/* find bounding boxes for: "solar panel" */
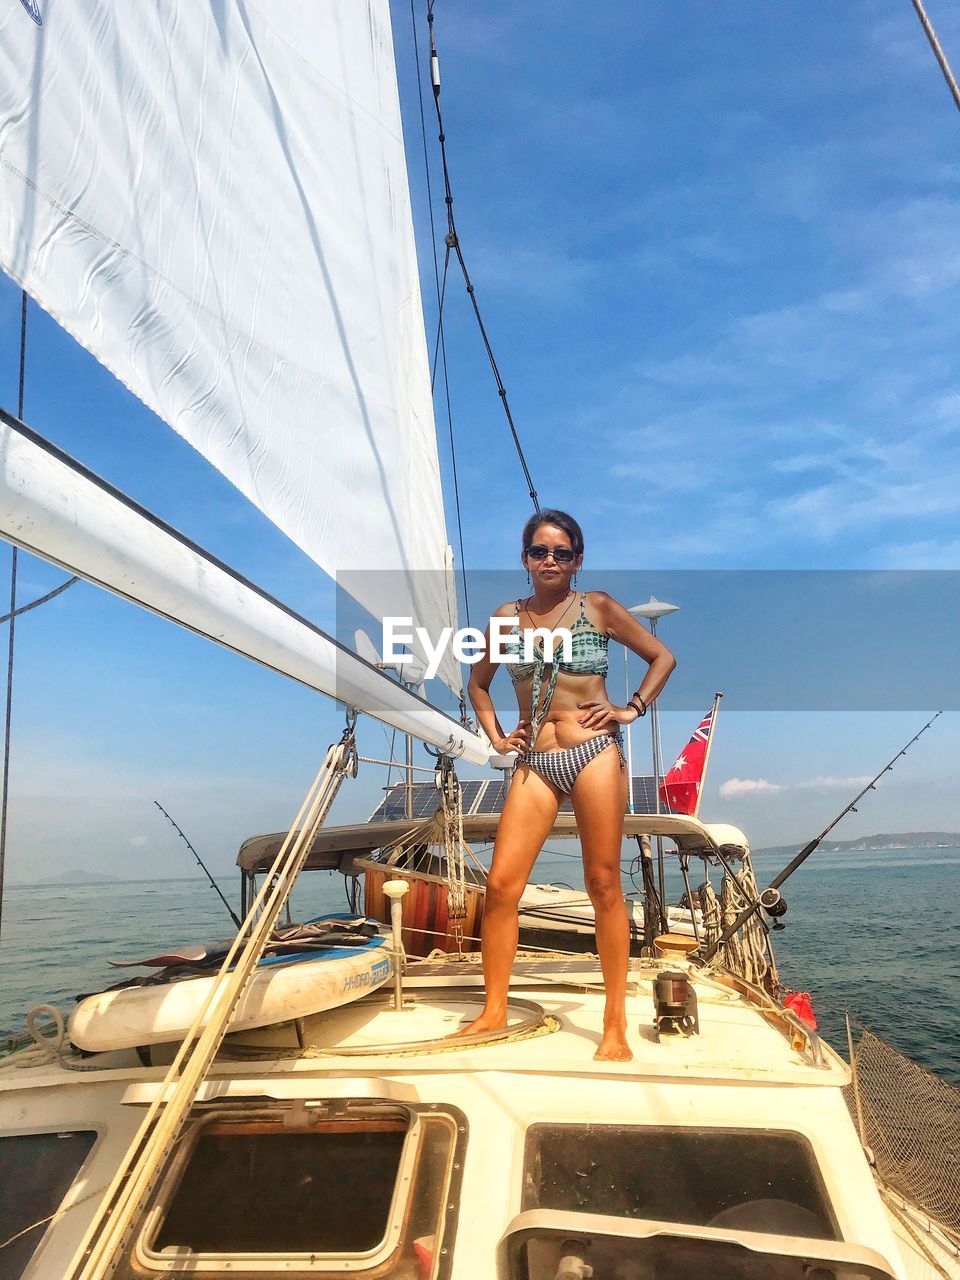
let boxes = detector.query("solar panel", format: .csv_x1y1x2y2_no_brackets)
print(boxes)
368,782,437,822
477,780,508,813
459,779,485,813
627,775,661,815
368,775,660,820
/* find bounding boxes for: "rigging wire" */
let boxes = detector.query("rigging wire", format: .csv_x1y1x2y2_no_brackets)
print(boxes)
0,575,80,625
0,302,80,943
425,0,540,515
410,0,471,719
0,292,27,943
909,0,960,112
411,0,469,620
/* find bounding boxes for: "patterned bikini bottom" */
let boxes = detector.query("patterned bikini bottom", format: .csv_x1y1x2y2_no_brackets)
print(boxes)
516,730,626,796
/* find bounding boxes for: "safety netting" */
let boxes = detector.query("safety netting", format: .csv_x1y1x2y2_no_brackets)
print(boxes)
846,1020,960,1238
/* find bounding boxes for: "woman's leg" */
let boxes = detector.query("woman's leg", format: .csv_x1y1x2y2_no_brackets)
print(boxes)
571,743,631,1061
454,765,561,1034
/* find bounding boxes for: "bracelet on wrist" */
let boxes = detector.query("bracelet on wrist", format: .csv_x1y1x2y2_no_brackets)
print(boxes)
630,694,647,717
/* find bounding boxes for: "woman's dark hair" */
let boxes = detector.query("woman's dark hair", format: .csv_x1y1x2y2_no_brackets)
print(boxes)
521,509,584,558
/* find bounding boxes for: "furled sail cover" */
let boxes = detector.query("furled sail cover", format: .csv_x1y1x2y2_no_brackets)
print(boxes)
0,0,461,692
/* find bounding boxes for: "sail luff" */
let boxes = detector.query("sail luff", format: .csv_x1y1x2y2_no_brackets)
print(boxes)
0,0,461,690
0,412,487,765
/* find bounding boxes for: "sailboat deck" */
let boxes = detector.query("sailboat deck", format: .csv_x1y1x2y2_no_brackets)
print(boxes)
0,963,907,1280
209,961,846,1087
0,960,845,1092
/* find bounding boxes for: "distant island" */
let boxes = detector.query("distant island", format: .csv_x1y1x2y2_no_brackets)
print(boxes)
35,869,122,885
754,831,959,857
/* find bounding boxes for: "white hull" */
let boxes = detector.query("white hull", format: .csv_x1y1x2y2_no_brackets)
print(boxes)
3,957,938,1279
884,1189,960,1279
519,882,699,938
67,943,393,1053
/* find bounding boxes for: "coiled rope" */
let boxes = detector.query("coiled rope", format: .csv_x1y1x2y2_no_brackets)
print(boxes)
0,1004,103,1074
436,758,468,956
697,852,779,993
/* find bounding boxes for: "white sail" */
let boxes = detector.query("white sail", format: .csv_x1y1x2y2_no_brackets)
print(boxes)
0,0,460,690
0,414,487,764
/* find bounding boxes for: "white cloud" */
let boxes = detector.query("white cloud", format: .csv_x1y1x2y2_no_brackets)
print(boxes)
720,777,782,796
129,835,149,849
720,774,871,798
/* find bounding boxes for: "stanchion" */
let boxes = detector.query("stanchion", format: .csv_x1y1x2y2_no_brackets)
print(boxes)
383,879,409,1010
67,722,358,1280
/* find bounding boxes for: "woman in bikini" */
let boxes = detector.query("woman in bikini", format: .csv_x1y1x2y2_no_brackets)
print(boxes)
461,509,675,1061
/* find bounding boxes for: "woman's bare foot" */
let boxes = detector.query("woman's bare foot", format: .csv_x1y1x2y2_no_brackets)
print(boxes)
449,1008,508,1038
594,1023,633,1062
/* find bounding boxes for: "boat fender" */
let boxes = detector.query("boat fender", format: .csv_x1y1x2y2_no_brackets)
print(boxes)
783,990,817,1030
413,1236,434,1279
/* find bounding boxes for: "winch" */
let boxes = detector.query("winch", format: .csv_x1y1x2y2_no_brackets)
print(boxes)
653,970,700,1038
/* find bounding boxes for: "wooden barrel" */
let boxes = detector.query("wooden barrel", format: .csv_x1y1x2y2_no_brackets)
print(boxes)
358,858,485,956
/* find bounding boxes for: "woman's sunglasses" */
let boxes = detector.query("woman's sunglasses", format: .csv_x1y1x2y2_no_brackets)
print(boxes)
524,544,577,564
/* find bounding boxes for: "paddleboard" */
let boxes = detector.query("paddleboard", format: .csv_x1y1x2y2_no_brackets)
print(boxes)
68,918,392,1053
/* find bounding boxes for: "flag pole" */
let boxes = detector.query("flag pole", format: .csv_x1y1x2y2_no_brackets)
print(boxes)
623,644,635,814
628,597,679,930
693,691,723,818
627,597,680,801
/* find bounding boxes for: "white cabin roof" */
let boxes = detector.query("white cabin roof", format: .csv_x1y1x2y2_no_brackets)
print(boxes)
236,813,750,874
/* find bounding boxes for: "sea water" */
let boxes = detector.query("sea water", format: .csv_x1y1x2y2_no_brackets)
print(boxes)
1,847,957,1080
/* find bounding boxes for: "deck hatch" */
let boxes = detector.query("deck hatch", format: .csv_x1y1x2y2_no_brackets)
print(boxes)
132,1099,465,1276
497,1211,897,1280
522,1124,839,1240
157,1122,406,1253
0,1130,97,1279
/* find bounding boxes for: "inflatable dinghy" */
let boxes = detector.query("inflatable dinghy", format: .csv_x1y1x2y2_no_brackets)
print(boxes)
68,915,392,1053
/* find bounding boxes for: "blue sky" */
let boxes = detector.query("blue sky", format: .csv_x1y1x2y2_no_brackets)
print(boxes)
1,0,959,888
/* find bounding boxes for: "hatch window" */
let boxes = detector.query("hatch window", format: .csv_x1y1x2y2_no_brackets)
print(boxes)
500,1218,896,1280
523,1124,838,1239
0,1130,98,1279
136,1100,464,1276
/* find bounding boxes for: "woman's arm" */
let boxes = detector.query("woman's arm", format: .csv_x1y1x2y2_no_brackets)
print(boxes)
467,605,530,755
577,591,677,730
597,591,676,706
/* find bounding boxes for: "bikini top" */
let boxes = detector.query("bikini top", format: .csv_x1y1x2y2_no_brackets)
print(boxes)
502,593,609,743
503,592,609,683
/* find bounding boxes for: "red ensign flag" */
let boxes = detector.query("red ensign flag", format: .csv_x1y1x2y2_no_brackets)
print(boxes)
659,705,716,816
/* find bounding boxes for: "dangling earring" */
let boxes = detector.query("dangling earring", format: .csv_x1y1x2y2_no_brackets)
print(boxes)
526,568,531,586
572,570,578,588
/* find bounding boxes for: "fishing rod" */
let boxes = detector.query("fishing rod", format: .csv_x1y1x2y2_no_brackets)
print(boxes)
700,711,943,963
153,800,242,929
